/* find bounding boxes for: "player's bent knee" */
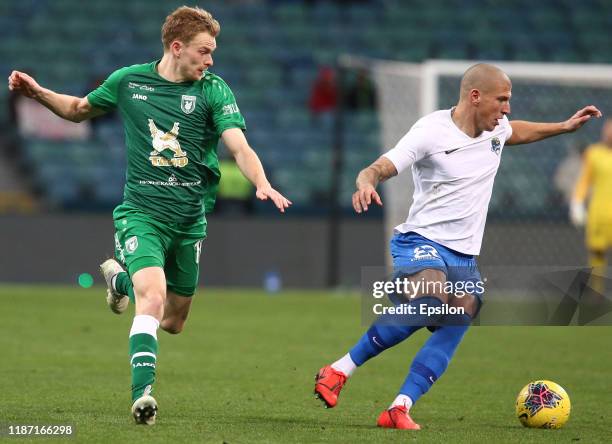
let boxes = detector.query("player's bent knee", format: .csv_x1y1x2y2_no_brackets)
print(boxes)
393,269,449,304
160,318,185,334
135,290,165,318
449,293,480,318
161,325,182,335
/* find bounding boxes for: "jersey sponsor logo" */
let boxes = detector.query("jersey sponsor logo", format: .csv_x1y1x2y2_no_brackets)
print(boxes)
139,179,201,187
222,103,240,115
148,119,188,168
491,137,501,155
125,236,138,254
128,82,154,92
413,245,440,260
132,93,148,101
168,174,178,183
181,95,197,114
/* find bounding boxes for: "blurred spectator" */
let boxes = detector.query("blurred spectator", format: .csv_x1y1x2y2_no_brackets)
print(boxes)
554,142,586,206
345,69,377,110
308,66,338,117
216,158,254,214
9,101,91,141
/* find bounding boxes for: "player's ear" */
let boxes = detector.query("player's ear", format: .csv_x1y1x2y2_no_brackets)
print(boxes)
470,89,481,105
170,40,183,58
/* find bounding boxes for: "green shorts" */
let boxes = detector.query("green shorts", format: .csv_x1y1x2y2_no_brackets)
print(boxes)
112,203,207,297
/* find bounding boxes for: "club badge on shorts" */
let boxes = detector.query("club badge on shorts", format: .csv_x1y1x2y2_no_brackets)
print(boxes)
125,236,139,254
413,245,440,260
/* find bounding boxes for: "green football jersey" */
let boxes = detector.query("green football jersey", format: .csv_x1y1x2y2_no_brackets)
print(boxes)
87,61,246,222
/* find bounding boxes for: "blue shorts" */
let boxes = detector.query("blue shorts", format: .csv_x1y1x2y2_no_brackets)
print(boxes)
390,231,484,299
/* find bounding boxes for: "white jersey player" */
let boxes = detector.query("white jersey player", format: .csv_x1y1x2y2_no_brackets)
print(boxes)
385,109,513,255
315,63,601,430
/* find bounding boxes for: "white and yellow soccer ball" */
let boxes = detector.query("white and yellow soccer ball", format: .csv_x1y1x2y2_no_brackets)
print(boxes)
515,380,570,429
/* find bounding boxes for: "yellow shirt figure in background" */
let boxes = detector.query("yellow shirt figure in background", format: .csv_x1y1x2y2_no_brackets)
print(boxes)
571,118,612,294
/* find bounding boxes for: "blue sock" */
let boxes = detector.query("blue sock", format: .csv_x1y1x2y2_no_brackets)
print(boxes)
399,314,471,404
349,296,444,366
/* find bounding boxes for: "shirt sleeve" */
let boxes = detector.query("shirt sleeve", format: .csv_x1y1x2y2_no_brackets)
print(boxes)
86,67,128,111
206,77,246,135
382,123,428,174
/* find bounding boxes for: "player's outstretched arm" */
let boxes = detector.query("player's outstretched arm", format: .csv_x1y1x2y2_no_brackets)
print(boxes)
8,70,105,123
352,156,397,213
221,128,292,213
507,105,602,145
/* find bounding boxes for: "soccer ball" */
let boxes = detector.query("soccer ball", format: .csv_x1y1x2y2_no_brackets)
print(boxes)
515,380,570,429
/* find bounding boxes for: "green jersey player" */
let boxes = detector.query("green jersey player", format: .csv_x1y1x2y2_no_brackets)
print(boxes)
8,6,291,425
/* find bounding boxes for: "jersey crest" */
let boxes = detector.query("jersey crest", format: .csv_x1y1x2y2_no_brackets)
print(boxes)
181,95,197,114
491,137,501,155
147,119,188,167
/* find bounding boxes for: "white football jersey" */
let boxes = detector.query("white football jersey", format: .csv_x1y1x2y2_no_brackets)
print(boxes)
383,109,513,255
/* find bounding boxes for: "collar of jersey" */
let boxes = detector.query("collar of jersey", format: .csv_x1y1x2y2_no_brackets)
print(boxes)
150,60,200,86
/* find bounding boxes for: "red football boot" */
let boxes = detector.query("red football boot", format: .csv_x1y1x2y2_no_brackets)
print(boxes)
314,365,347,408
377,405,421,430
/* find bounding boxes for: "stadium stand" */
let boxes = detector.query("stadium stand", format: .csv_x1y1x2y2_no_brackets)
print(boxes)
1,0,611,212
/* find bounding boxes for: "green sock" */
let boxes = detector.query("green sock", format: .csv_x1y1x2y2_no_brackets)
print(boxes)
129,315,159,401
116,272,135,304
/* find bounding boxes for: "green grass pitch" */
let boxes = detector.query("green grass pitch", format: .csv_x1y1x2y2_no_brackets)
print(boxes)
1,285,611,443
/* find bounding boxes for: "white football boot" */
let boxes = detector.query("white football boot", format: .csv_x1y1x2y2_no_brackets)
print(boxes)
99,258,129,314
131,386,158,425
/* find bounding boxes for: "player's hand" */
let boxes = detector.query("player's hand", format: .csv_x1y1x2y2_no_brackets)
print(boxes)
569,200,586,227
352,185,383,213
256,184,292,213
563,105,602,132
8,71,43,98
8,71,42,98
